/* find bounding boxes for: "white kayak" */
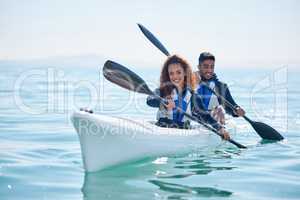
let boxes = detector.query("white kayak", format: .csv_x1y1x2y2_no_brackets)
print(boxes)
71,111,222,172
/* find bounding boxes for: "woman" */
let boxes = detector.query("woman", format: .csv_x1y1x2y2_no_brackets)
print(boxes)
147,55,230,140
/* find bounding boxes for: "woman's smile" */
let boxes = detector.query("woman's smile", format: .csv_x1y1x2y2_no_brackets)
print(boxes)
168,63,185,89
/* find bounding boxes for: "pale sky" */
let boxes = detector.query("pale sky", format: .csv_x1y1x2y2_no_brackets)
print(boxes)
0,0,299,68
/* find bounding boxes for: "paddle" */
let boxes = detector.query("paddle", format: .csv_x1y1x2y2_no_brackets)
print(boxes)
103,60,247,149
200,84,284,141
137,23,284,141
138,24,170,56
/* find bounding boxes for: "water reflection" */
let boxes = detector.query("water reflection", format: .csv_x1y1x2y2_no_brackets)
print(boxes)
149,151,235,198
149,180,232,197
82,170,141,200
81,158,156,200
82,149,236,199
259,139,281,145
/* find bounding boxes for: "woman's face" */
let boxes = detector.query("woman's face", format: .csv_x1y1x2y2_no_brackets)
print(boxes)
168,63,185,89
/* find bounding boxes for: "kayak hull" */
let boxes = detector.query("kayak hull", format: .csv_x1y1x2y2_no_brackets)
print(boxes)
71,111,221,172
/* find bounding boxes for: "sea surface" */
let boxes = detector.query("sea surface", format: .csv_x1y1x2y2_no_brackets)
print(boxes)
0,62,299,200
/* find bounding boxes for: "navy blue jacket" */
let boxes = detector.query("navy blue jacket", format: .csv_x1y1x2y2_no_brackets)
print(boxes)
200,74,239,117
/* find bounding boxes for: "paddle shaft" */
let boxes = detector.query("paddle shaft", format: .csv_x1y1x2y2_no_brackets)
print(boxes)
137,23,284,140
200,83,243,114
155,94,246,149
200,83,257,124
138,23,239,114
199,77,283,140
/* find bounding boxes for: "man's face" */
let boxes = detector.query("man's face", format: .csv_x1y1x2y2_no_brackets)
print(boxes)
199,59,215,80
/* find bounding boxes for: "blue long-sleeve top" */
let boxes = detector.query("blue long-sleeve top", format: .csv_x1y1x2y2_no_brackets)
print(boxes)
147,88,222,130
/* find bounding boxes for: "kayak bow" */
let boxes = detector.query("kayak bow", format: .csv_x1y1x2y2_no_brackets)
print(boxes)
71,111,220,172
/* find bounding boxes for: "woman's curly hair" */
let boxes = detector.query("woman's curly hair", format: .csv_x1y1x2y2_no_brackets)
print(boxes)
159,54,195,96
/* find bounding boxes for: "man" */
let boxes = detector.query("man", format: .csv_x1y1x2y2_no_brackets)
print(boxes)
195,52,245,124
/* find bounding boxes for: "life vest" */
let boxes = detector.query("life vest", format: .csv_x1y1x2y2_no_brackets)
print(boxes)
197,81,220,111
156,87,193,124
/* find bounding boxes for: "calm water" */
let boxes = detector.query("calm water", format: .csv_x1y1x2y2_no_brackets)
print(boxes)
0,62,299,200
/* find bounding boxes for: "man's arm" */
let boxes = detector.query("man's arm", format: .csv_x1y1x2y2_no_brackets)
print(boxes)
191,94,230,140
222,84,245,117
191,94,222,130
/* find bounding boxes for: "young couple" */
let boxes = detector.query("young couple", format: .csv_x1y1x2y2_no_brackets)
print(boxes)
147,52,245,140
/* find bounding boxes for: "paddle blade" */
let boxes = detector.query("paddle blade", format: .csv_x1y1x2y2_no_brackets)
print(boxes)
103,60,154,96
137,23,170,56
248,120,284,141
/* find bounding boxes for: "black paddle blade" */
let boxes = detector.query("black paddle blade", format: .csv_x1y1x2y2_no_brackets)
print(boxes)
103,60,154,96
244,116,284,140
137,23,170,56
251,121,284,141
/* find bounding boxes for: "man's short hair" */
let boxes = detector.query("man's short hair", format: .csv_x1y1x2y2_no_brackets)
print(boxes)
198,52,215,65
